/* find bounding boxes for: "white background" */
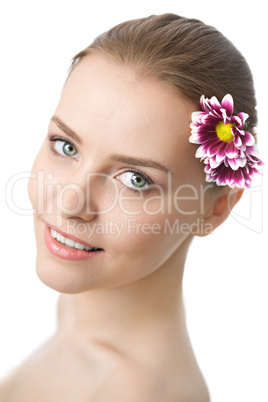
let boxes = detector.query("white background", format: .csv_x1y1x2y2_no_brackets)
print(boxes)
0,1,267,401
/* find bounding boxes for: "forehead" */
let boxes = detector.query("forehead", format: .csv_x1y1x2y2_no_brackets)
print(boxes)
60,54,194,131
55,54,199,177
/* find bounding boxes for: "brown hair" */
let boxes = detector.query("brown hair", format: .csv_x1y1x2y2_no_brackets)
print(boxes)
71,13,257,135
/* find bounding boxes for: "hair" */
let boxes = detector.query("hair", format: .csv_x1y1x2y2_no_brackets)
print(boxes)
71,13,257,136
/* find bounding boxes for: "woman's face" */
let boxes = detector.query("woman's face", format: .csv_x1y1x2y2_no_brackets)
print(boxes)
28,54,212,293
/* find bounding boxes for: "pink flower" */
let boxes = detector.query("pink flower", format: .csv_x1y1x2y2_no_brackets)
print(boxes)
189,94,263,188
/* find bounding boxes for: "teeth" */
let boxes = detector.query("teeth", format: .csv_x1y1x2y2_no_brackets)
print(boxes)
56,233,66,243
74,242,85,250
65,238,76,248
51,229,57,239
50,228,98,251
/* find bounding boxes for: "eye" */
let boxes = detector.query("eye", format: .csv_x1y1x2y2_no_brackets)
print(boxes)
55,140,77,157
115,170,153,191
50,138,78,158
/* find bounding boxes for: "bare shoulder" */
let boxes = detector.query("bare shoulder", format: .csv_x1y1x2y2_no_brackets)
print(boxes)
94,363,210,402
0,380,9,401
0,370,17,401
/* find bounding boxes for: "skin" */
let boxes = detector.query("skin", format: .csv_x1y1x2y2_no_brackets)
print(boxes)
0,54,242,401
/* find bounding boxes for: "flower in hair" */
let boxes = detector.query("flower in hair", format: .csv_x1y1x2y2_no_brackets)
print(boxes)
189,94,263,188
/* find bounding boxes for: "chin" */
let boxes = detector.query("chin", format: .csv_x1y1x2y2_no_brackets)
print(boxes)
35,255,95,294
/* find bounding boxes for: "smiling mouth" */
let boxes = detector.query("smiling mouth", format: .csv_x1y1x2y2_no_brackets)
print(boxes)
50,228,102,252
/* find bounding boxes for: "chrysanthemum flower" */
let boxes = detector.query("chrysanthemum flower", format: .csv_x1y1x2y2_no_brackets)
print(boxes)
189,94,263,188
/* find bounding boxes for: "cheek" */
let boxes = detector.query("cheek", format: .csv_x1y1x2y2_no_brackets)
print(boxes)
27,146,57,215
28,174,36,210
105,184,211,261
114,185,206,232
105,208,188,264
28,150,43,210
102,217,187,286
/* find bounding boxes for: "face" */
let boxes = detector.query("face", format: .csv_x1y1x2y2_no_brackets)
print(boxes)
28,54,213,294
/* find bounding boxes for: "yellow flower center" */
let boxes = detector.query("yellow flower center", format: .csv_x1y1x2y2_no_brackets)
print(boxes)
216,121,234,142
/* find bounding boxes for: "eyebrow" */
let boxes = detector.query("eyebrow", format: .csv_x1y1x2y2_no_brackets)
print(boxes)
50,116,170,174
110,154,170,173
51,116,82,144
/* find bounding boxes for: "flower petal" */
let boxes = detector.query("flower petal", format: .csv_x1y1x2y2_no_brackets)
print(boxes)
236,112,249,128
227,158,240,170
195,146,207,159
225,141,239,158
221,94,234,116
191,111,205,124
208,96,221,110
243,131,255,146
234,135,242,148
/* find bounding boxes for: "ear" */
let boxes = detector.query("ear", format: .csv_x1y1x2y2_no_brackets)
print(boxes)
196,188,244,237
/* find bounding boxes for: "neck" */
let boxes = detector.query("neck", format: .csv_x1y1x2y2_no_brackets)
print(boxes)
57,236,192,354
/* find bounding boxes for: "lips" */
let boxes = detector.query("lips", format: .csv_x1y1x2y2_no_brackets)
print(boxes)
44,223,103,261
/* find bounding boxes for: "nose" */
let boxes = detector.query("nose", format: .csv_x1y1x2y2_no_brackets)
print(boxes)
56,175,97,222
54,170,118,222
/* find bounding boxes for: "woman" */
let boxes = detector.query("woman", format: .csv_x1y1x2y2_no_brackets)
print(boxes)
0,13,262,401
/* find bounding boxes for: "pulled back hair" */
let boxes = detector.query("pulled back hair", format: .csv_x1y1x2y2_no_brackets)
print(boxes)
71,13,257,136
